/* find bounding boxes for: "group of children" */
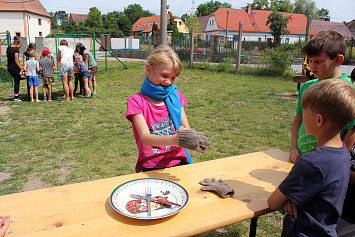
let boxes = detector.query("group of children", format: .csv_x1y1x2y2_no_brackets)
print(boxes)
125,30,355,237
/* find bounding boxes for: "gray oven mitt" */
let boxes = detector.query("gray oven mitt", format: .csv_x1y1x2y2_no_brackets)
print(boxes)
178,130,211,153
199,178,234,198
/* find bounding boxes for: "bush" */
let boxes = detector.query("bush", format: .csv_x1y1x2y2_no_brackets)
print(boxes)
264,47,294,77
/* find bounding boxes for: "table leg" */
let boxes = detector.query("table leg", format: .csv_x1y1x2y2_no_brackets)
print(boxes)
249,217,258,237
297,82,301,92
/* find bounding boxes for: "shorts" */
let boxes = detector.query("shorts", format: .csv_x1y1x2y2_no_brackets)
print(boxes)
81,70,92,79
59,62,73,76
28,76,39,86
42,77,54,84
89,65,98,76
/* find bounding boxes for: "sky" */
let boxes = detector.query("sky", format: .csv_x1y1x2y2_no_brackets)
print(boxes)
41,0,355,23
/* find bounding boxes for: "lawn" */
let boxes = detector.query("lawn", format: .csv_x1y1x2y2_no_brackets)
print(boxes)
0,61,298,236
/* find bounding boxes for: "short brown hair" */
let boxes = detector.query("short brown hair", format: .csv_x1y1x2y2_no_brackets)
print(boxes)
29,50,37,58
301,79,355,129
147,45,182,76
301,31,346,59
60,39,68,46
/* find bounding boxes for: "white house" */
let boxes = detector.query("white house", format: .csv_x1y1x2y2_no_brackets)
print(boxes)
204,7,317,44
0,0,51,43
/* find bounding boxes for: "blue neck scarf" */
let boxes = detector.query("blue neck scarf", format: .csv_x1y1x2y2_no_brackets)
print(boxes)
140,76,193,164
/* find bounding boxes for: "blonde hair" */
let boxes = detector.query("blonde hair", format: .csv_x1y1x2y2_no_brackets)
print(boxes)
29,50,37,58
60,39,68,46
147,45,182,76
302,79,355,129
76,55,83,61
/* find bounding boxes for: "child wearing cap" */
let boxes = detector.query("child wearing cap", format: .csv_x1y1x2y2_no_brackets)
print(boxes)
39,49,55,101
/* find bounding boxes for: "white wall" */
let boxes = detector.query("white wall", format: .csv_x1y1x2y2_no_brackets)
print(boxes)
26,13,51,42
111,38,140,49
0,12,51,44
0,12,24,37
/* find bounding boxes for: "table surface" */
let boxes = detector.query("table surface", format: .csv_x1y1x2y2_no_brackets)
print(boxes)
0,149,292,237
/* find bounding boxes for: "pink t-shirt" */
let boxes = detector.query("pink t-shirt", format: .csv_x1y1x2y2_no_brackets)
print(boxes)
126,90,188,172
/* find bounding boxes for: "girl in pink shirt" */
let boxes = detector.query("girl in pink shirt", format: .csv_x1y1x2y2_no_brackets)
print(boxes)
126,46,210,172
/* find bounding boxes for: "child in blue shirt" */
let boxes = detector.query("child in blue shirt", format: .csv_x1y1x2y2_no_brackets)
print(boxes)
75,55,92,97
268,79,355,236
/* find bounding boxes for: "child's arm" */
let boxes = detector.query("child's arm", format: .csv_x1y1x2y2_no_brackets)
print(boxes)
267,187,288,211
289,113,302,163
0,215,10,237
84,54,89,69
57,50,61,63
180,107,191,130
131,114,179,147
343,128,355,151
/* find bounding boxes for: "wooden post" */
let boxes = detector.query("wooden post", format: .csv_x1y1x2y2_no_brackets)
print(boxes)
226,10,229,38
236,22,243,72
160,0,167,46
305,15,312,44
190,26,194,67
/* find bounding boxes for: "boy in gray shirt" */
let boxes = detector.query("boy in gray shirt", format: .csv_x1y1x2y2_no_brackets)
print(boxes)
39,49,55,101
24,50,40,102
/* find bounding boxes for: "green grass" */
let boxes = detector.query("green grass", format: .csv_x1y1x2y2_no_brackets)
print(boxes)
0,61,298,236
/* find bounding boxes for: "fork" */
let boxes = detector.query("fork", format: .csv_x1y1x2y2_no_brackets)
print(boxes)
145,187,152,217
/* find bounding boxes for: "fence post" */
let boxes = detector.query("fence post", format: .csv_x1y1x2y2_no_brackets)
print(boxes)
305,15,312,44
236,22,243,72
190,26,195,67
105,34,107,72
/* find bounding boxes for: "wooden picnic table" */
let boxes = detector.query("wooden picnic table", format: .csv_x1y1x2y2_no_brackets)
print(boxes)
292,74,310,92
0,149,292,236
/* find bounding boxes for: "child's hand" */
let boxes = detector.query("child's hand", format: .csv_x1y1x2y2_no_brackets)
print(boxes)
0,215,10,237
289,148,300,163
178,130,211,153
282,200,298,218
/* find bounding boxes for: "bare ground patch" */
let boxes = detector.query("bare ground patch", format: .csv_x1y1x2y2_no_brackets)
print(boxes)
275,93,297,100
22,173,50,192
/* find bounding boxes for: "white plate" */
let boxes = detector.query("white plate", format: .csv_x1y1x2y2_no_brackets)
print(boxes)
110,178,189,219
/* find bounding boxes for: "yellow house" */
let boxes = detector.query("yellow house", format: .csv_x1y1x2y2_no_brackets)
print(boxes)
132,12,189,40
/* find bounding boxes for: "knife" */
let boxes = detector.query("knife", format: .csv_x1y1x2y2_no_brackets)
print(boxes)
130,194,182,207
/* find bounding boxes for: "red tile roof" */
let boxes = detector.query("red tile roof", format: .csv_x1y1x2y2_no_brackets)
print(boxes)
312,19,353,39
132,14,181,33
209,8,317,35
69,13,88,24
0,0,51,18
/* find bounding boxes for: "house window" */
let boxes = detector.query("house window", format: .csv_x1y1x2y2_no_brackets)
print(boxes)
15,32,21,37
258,38,261,42
39,32,43,37
38,19,41,25
285,38,289,43
179,21,182,25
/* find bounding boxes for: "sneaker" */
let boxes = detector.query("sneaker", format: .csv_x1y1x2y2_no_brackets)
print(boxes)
43,97,47,101
14,97,23,102
48,98,52,101
61,99,69,103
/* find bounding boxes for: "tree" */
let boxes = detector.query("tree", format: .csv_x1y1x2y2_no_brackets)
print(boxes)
167,15,179,33
250,0,269,10
52,10,68,24
196,0,232,16
269,0,292,12
317,8,330,21
123,4,154,25
49,12,58,30
266,11,291,45
85,7,103,28
152,22,159,32
181,13,189,23
248,0,292,12
292,0,319,19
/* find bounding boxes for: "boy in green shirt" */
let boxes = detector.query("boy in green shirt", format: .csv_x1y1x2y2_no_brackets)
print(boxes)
290,30,355,162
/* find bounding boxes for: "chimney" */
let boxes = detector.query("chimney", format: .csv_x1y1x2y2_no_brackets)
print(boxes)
246,5,251,14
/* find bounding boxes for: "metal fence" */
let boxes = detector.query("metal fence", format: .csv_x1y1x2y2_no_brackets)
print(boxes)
133,32,354,65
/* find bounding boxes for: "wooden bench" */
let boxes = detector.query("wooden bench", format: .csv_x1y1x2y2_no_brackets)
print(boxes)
292,75,310,92
0,149,292,237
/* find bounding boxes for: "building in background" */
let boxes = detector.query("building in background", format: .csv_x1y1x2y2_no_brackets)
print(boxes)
69,13,88,24
0,0,51,43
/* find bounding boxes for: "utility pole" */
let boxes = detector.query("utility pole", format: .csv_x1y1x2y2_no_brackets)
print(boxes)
305,15,312,44
160,0,167,46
